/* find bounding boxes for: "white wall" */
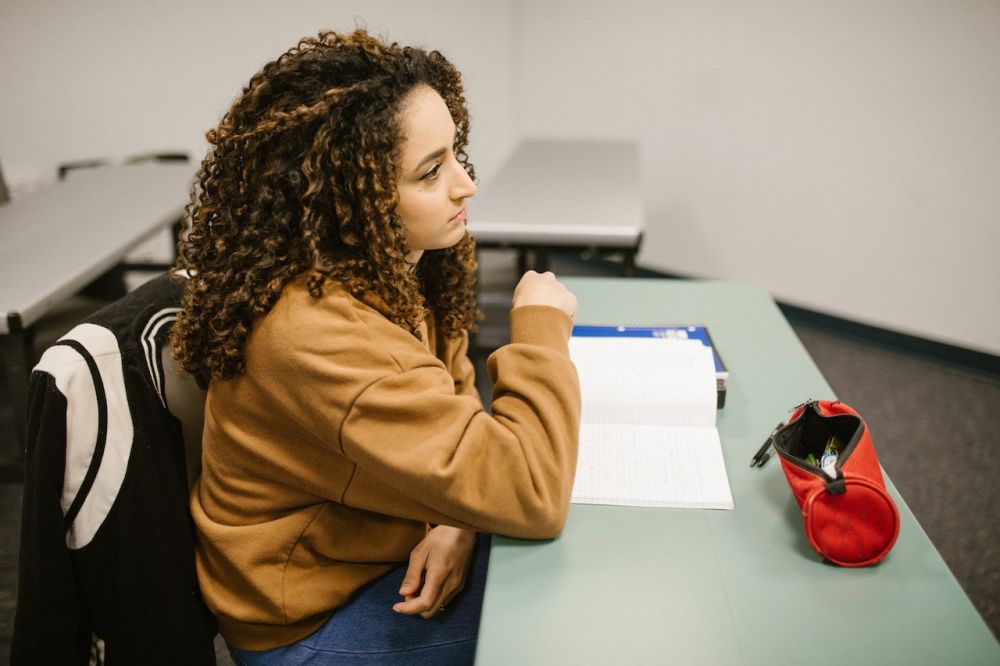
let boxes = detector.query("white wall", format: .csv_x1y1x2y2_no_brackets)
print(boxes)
3,1,998,355
0,0,519,193
516,1,1000,355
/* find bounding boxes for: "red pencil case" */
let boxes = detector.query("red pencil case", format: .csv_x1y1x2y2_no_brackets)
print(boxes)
757,400,900,567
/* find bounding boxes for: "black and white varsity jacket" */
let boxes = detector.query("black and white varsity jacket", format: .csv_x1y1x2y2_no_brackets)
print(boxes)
11,273,216,665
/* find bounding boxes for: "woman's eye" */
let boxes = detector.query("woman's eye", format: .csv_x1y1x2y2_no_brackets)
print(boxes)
421,163,441,181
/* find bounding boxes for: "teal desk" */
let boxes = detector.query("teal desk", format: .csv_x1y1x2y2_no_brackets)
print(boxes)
476,277,999,665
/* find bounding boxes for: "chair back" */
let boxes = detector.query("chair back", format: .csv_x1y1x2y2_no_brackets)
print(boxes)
162,333,206,490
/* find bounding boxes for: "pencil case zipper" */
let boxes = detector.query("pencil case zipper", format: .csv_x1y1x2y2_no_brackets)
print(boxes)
772,400,863,492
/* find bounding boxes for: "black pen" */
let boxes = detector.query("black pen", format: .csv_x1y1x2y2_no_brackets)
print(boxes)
751,421,784,467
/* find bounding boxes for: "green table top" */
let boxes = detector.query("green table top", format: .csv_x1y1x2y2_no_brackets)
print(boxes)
475,277,999,665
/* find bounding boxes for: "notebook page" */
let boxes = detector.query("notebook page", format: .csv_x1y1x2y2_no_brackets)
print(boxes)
571,423,734,509
568,337,717,428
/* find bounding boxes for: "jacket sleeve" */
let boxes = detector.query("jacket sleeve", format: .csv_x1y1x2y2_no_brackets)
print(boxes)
339,305,580,539
11,373,91,665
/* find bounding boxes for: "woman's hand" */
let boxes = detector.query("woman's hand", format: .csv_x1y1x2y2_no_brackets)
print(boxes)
393,526,477,619
511,270,578,319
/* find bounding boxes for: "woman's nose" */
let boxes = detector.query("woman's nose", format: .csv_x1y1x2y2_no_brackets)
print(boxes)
452,164,477,200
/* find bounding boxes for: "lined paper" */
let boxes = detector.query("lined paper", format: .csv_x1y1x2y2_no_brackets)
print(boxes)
568,337,734,510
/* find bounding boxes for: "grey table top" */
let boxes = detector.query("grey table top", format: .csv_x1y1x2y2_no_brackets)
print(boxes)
0,164,193,333
476,277,999,665
468,139,643,248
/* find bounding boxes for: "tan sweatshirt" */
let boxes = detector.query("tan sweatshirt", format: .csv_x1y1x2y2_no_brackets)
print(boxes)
190,275,580,650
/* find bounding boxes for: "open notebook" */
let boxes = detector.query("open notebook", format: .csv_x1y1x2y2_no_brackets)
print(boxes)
568,336,734,510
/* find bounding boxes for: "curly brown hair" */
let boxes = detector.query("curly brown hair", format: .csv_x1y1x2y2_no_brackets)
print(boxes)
171,29,481,387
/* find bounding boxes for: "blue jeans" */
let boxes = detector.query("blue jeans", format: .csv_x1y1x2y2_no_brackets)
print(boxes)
229,534,491,665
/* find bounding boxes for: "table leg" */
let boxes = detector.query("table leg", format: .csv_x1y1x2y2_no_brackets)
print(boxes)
622,250,637,277
516,250,528,276
533,250,551,273
1,317,30,471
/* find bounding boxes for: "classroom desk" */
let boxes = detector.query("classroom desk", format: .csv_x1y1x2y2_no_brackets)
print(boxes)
468,139,643,275
0,163,193,466
476,277,1000,665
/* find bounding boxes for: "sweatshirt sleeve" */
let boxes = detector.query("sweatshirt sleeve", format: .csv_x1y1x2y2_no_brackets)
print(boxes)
442,329,481,402
341,305,580,539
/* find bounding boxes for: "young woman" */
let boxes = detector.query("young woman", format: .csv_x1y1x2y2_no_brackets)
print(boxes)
172,29,580,664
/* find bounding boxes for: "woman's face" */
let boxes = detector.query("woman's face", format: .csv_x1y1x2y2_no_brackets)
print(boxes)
394,85,477,264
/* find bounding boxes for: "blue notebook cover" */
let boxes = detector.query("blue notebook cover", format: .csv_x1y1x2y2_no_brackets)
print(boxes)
571,324,728,407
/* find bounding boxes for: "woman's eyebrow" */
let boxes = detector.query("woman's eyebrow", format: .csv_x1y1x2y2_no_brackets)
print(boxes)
412,147,447,174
